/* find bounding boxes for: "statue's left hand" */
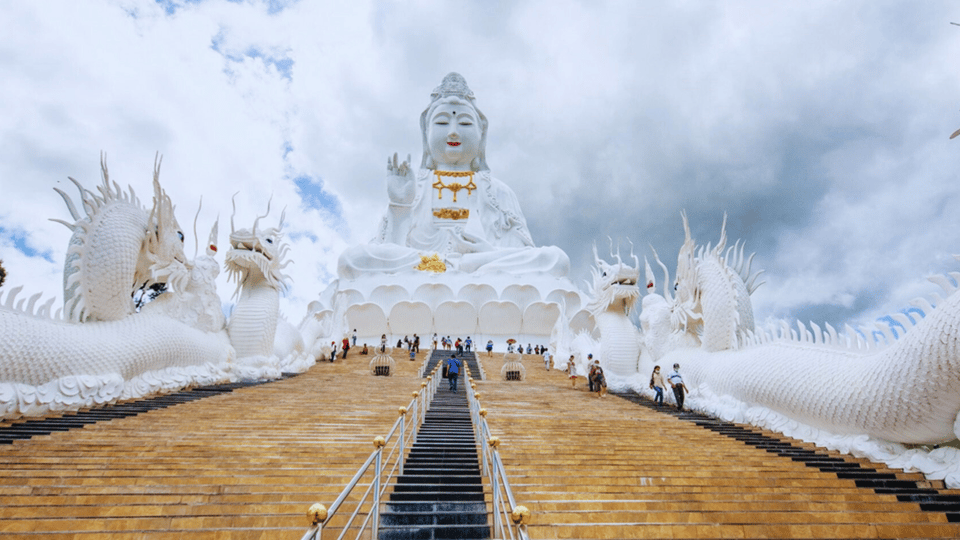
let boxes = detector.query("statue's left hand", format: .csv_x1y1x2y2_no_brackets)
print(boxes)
450,228,494,253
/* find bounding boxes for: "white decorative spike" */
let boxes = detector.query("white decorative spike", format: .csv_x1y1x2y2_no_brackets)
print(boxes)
26,293,42,315
874,322,895,345
950,271,960,289
928,274,957,295
37,297,55,318
4,285,23,309
843,324,856,350
910,297,935,314
53,187,82,221
891,312,914,333
825,322,838,346
810,321,822,345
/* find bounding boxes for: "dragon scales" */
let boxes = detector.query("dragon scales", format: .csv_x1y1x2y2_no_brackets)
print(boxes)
0,157,309,420
631,214,960,486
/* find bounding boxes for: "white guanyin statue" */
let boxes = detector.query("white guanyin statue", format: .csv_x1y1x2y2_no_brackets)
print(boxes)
315,73,585,343
338,72,569,278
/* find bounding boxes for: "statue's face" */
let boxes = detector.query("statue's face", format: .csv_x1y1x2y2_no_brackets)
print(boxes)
427,97,481,169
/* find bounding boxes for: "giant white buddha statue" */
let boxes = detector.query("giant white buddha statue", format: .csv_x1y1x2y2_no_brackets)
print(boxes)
319,73,586,342
338,72,569,278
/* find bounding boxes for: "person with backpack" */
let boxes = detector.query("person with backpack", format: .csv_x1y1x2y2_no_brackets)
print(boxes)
447,355,462,392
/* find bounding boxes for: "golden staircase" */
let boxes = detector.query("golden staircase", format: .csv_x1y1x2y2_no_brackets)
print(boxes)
2,349,960,539
475,353,960,539
0,350,428,539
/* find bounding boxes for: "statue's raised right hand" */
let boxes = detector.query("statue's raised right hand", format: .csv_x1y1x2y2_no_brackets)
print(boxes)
386,152,415,205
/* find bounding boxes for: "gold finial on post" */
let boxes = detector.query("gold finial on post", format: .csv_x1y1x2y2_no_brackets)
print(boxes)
511,505,531,525
307,503,328,525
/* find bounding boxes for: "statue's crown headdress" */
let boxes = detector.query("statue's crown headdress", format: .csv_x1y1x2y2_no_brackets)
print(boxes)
431,72,474,102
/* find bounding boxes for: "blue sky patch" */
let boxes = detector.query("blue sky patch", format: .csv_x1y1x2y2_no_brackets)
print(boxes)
0,226,55,263
209,36,295,82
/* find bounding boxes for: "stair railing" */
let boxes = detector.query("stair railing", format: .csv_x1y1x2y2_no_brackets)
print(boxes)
299,367,442,540
473,351,487,381
464,368,531,540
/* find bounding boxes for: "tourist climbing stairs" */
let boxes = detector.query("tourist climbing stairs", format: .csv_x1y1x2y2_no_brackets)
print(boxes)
379,377,490,539
422,349,484,380
472,353,960,539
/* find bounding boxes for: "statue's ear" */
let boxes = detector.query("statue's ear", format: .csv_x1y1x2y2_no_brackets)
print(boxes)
425,155,435,170
471,157,481,172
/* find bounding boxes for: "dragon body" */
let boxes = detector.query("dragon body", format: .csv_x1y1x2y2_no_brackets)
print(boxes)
0,158,307,420
628,214,960,486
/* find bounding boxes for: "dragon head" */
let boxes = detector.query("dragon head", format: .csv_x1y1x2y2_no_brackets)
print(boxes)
144,156,189,295
586,238,641,317
225,196,291,297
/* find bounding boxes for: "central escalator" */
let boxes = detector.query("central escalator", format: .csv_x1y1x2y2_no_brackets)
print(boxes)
379,383,490,540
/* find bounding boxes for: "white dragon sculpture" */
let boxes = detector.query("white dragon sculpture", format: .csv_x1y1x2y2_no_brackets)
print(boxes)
606,212,960,487
583,240,642,377
0,157,310,421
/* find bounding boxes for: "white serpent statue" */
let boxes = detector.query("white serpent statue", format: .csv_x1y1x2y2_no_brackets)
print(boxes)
0,157,309,420
611,213,960,486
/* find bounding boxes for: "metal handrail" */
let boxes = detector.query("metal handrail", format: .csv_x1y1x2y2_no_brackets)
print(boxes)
300,368,442,540
464,367,531,540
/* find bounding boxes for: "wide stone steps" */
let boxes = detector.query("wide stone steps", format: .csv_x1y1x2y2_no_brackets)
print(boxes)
6,350,960,538
476,354,960,539
0,350,436,539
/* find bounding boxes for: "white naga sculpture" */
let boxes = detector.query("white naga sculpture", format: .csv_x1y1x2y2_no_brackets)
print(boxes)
583,241,642,377
320,73,584,340
615,213,960,487
0,157,309,420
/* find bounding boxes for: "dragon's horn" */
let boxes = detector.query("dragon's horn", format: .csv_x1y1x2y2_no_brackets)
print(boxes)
230,192,239,233
650,244,671,300
253,195,273,236
208,216,220,255
193,196,203,259
644,256,655,292
278,206,287,230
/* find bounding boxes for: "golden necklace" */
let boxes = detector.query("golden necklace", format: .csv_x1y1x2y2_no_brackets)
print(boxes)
432,170,477,203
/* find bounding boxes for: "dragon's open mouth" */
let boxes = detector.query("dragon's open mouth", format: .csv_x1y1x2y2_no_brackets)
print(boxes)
231,240,272,261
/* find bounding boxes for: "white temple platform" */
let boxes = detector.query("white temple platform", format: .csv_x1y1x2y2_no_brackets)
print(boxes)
317,269,592,342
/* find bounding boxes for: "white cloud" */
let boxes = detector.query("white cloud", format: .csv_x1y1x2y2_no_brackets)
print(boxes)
1,0,959,335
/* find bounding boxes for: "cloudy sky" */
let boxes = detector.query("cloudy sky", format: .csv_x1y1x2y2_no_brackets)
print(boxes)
1,0,958,336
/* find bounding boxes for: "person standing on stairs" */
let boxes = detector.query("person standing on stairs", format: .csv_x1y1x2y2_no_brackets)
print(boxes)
567,355,578,388
650,365,665,407
447,355,462,392
587,354,596,392
590,363,607,398
668,363,688,411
